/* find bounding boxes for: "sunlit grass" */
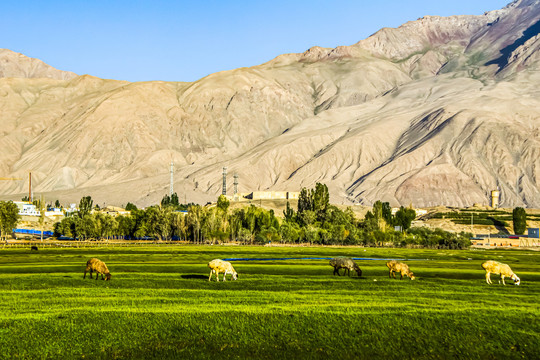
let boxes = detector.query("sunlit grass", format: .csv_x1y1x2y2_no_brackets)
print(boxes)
0,246,538,359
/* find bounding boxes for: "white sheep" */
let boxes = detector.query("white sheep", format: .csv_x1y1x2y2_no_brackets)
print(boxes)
84,258,112,281
481,260,520,285
208,259,238,282
386,260,415,280
329,257,362,277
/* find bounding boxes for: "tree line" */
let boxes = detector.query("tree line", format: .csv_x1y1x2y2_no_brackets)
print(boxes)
6,187,531,248
49,184,473,248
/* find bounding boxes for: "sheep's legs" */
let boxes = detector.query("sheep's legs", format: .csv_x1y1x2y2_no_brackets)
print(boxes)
501,275,506,285
209,270,214,281
485,272,492,284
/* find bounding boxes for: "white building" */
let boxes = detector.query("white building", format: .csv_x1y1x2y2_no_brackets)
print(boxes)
14,201,40,216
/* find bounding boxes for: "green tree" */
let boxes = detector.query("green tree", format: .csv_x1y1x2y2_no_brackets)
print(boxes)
170,193,180,207
313,183,330,222
37,196,46,242
279,221,300,243
372,201,389,231
217,195,230,213
297,188,312,214
512,207,527,235
304,225,320,245
299,210,317,227
394,206,416,231
0,201,20,242
187,205,204,244
78,196,93,218
116,215,135,239
244,206,258,244
125,202,138,212
161,194,170,207
76,214,97,240
172,212,188,241
283,201,296,223
54,217,77,239
229,208,244,242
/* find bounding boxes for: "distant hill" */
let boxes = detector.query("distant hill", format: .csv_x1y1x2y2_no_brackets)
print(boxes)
0,49,77,80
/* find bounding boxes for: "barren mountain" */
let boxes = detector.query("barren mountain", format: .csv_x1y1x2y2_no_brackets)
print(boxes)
0,49,77,80
1,0,540,208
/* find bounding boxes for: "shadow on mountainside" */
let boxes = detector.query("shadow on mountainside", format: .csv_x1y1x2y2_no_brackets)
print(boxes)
486,19,540,71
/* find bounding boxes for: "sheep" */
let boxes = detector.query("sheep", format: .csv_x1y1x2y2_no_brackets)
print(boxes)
481,260,520,285
30,246,38,251
386,260,415,280
329,257,362,277
84,258,112,281
208,259,238,282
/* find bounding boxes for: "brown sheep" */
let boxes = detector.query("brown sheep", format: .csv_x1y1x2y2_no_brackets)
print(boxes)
481,260,520,285
386,260,415,280
84,258,112,281
329,257,362,277
208,259,238,282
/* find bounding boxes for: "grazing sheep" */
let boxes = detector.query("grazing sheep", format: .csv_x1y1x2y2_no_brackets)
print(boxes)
329,257,362,277
208,259,238,282
481,260,520,285
30,246,38,251
84,258,112,281
386,260,415,280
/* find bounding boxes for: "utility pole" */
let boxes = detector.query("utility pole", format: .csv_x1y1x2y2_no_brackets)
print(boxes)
170,162,174,196
29,172,32,202
39,195,45,242
233,173,238,195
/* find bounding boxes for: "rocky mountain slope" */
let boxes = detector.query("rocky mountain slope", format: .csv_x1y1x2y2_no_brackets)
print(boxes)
0,49,77,80
0,0,539,208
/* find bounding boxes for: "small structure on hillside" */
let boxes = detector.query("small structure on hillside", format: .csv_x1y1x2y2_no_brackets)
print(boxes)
491,190,500,208
241,191,299,200
14,201,40,216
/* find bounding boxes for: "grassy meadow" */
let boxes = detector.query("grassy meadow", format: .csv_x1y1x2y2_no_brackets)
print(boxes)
0,245,538,359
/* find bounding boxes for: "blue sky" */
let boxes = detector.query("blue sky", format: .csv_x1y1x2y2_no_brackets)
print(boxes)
1,0,509,82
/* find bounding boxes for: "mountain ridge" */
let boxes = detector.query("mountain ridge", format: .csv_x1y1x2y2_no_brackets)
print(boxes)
0,0,539,208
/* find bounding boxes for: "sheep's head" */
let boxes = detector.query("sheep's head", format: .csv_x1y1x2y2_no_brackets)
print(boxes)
409,272,416,280
105,273,112,281
512,274,520,286
354,265,362,277
232,272,238,280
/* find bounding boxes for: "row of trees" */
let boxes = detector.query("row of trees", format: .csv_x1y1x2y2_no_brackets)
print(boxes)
4,186,530,249
51,185,471,249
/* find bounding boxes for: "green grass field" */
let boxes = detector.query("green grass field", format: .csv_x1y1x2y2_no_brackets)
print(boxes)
0,245,538,359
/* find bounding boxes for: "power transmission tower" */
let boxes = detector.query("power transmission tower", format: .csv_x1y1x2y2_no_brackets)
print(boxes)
222,167,227,195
